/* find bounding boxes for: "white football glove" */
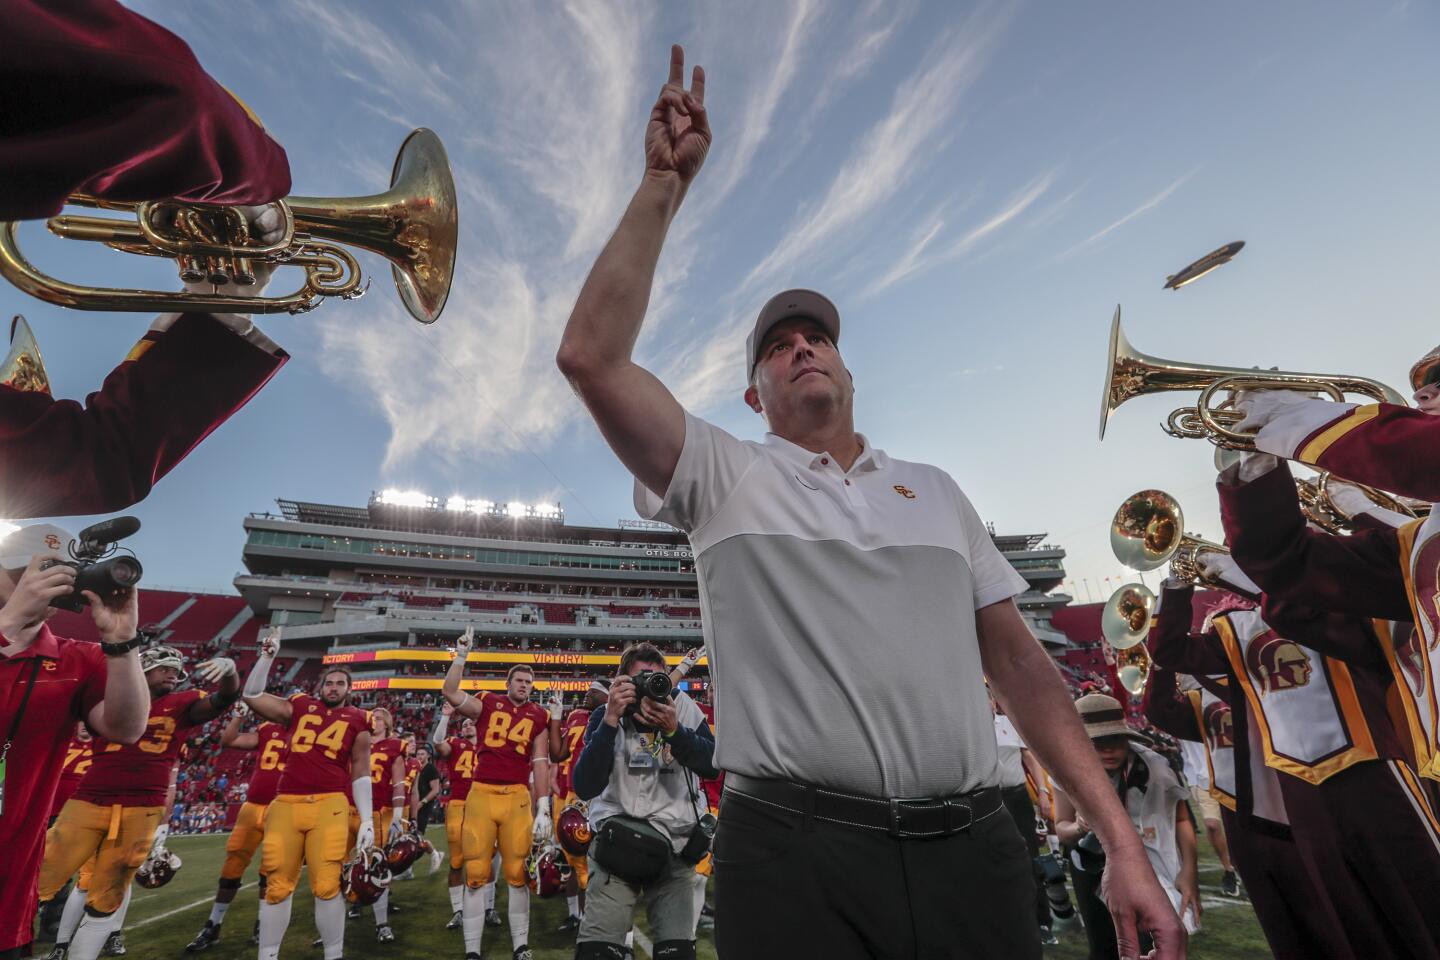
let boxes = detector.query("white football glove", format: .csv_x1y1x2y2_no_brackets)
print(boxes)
1232,389,1316,435
149,823,171,858
1325,479,1378,518
234,700,251,718
193,657,237,685
428,845,445,875
674,646,704,677
547,696,564,722
452,627,475,659
531,797,552,845
1195,553,1261,596
258,628,281,659
388,814,404,843
355,820,376,852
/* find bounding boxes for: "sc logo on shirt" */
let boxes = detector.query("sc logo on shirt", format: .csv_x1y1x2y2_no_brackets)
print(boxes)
893,485,917,500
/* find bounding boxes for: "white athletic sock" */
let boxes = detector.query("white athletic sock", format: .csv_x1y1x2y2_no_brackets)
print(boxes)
69,907,122,960
508,883,530,950
693,874,707,930
57,884,87,944
373,889,389,926
449,882,463,913
112,886,131,929
208,898,231,927
257,896,292,960
462,885,486,955
314,894,345,960
625,929,635,948
567,894,580,918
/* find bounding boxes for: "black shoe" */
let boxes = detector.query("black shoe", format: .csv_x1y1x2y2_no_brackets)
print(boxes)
1040,925,1059,946
556,914,581,932
43,947,67,960
512,947,533,960
346,903,362,920
389,901,403,914
375,924,395,943
464,954,481,960
185,922,222,952
445,909,463,930
1221,870,1241,897
311,938,323,948
485,908,503,928
102,932,126,957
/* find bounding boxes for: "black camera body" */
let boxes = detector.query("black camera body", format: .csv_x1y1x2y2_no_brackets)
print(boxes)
41,517,143,613
677,811,717,865
623,669,674,721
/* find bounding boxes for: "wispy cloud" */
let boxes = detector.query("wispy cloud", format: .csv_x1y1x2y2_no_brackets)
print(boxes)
1057,168,1199,259
861,170,1057,297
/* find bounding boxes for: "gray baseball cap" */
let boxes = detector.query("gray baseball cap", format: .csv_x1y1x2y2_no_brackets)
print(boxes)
746,289,841,380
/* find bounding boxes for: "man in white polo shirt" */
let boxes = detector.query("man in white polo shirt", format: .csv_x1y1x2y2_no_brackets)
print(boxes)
557,44,1184,960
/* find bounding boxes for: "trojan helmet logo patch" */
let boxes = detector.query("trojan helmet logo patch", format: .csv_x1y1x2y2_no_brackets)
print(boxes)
1202,700,1233,749
1245,631,1313,694
893,485,916,499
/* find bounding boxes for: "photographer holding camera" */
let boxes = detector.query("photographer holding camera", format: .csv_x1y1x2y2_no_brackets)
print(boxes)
0,522,149,960
571,643,718,960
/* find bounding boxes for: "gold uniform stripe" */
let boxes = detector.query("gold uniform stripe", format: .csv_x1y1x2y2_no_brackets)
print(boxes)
1296,403,1381,464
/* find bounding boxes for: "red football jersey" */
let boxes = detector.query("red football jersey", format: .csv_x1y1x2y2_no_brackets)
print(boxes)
473,694,548,785
74,689,205,807
275,694,367,796
403,757,421,792
443,737,477,802
246,722,289,806
554,708,590,797
50,735,94,816
370,736,404,808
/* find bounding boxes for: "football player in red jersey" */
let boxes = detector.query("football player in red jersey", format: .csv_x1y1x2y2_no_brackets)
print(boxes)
36,725,95,946
549,681,609,932
243,630,372,960
185,701,290,952
431,698,490,929
38,646,240,960
363,707,407,942
442,630,551,960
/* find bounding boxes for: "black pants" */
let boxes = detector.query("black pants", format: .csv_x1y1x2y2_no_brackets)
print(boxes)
1000,784,1049,928
714,790,1040,959
1070,864,1153,960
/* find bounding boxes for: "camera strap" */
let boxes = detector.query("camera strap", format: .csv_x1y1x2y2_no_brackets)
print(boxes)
0,658,44,817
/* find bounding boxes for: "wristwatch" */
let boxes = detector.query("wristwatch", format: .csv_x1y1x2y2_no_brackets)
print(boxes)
99,635,144,657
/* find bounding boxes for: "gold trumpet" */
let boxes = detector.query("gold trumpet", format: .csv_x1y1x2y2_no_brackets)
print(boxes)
1099,306,1405,447
1102,582,1155,651
1111,489,1228,584
1294,471,1427,533
0,129,457,325
1116,643,1152,697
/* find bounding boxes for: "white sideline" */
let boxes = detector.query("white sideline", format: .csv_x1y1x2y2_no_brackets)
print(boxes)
132,881,258,928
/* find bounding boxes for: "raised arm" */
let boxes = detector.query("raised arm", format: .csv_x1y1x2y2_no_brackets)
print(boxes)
977,599,1185,958
185,656,241,725
220,707,259,750
1142,664,1202,742
547,696,567,763
430,701,455,756
1150,583,1230,678
555,45,710,499
440,628,483,719
83,582,148,744
241,629,293,724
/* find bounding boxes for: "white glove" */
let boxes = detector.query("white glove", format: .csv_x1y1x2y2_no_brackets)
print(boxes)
388,812,404,843
258,628,281,660
193,657,237,685
531,796,552,844
151,204,288,336
1232,389,1315,435
234,700,251,718
1238,450,1281,484
1195,553,1261,596
355,820,376,852
149,823,170,858
1325,480,1378,518
428,845,445,875
452,627,474,659
675,646,704,677
547,696,564,722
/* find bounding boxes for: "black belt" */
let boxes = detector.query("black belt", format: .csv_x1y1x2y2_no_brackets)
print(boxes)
724,773,1004,840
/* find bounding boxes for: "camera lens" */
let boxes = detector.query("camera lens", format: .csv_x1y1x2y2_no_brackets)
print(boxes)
106,556,143,588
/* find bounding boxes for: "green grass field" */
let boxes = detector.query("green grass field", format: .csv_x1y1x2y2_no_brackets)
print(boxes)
44,827,1270,959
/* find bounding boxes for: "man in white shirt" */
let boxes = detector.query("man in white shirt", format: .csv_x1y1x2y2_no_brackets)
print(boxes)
557,44,1183,960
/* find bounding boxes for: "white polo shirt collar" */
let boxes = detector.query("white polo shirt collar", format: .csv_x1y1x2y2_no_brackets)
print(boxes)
761,431,889,474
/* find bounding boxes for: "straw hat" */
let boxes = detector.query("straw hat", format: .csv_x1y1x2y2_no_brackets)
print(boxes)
1075,693,1146,742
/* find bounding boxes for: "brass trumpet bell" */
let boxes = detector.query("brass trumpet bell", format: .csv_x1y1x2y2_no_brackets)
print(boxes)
1116,643,1152,697
1098,305,1406,445
1111,489,1228,584
0,128,457,325
1,315,50,396
1102,583,1155,651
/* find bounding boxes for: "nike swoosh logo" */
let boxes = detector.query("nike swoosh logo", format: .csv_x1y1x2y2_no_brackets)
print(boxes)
793,474,819,491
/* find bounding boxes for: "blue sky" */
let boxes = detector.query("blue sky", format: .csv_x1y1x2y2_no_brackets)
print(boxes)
10,0,1438,603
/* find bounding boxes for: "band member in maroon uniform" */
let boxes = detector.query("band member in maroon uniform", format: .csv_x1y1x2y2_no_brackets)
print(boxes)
1154,557,1440,960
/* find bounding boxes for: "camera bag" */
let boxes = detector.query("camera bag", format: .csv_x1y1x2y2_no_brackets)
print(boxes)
593,815,672,885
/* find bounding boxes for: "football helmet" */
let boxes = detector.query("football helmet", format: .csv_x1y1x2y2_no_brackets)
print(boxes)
526,843,572,898
556,803,593,857
385,826,434,874
139,644,188,682
135,848,182,888
342,847,392,906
